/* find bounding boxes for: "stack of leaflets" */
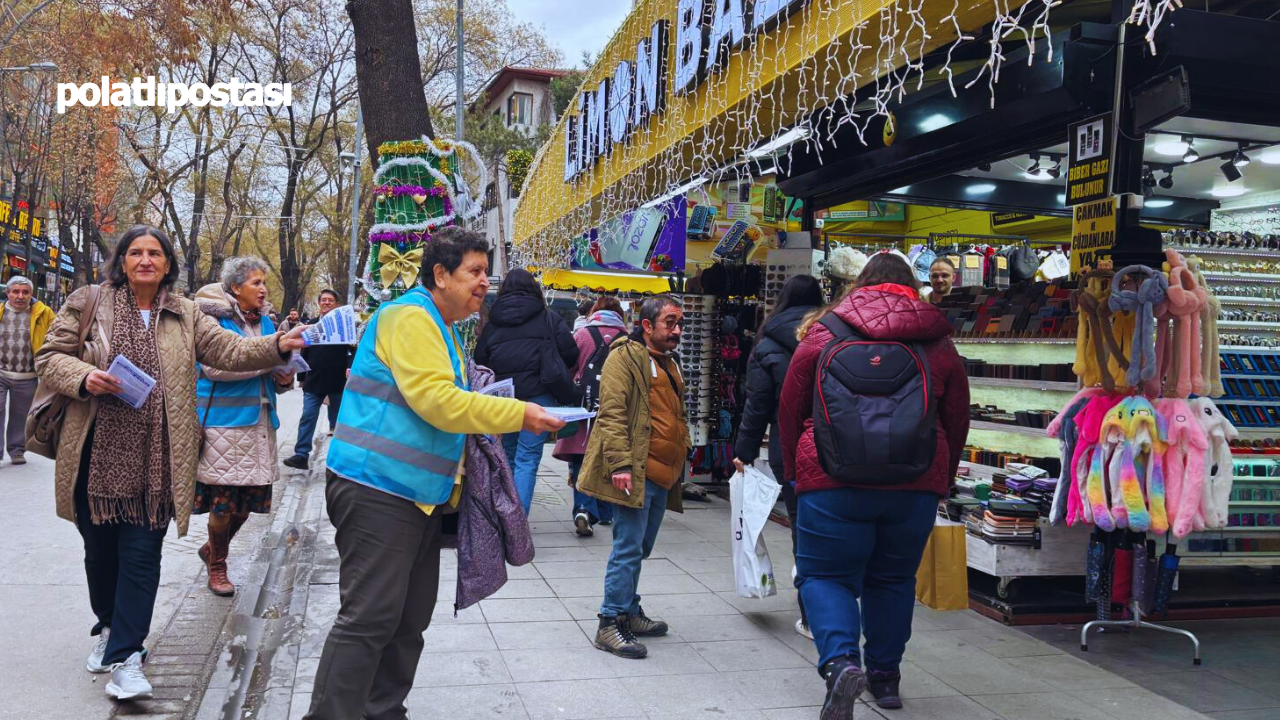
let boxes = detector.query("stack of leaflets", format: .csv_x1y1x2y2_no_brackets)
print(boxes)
303,305,358,346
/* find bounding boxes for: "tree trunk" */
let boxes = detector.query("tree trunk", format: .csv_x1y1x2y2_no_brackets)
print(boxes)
277,154,304,314
347,0,435,163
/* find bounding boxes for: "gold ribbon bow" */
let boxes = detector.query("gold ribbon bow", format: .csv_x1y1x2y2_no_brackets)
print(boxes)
378,244,424,288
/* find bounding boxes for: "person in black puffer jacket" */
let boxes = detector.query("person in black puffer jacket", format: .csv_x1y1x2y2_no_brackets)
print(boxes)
475,269,579,514
733,274,824,638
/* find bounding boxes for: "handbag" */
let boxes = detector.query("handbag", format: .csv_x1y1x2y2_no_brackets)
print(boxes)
914,513,970,611
26,285,104,460
537,311,581,406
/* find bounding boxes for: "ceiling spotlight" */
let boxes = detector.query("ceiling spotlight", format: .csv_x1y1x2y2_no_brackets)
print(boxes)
1158,171,1174,190
1146,198,1175,208
1143,183,1155,200
1155,134,1191,156
1233,144,1251,168
1024,153,1059,181
1220,160,1243,183
978,162,992,172
1182,141,1200,163
1142,167,1157,188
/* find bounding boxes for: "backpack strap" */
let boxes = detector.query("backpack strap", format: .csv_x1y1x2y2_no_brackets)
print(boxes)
819,313,861,340
586,324,604,349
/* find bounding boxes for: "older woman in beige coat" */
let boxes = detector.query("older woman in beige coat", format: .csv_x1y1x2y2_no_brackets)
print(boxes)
193,257,295,597
35,226,308,702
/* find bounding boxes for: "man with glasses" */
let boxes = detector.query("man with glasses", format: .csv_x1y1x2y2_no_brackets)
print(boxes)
576,295,690,659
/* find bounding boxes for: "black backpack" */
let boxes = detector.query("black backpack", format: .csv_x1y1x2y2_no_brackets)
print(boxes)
811,314,937,484
576,326,617,413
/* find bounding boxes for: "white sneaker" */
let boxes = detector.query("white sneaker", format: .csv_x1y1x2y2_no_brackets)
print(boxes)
795,618,814,640
106,651,152,701
86,628,110,673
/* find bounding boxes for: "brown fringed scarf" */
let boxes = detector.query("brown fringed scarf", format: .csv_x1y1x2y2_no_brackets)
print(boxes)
88,286,172,528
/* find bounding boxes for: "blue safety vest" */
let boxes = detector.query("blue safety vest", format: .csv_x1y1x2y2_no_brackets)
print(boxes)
326,287,469,505
196,315,280,429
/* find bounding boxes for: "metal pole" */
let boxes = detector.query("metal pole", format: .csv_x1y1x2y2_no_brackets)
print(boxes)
346,107,364,306
455,0,464,143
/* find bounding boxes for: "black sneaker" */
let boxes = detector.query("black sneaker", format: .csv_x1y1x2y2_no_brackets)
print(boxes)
573,512,593,537
282,455,309,470
867,669,903,710
594,614,647,659
819,656,866,720
629,605,668,637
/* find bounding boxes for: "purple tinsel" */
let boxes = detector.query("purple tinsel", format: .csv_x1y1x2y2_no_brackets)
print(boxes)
373,184,448,197
369,231,431,244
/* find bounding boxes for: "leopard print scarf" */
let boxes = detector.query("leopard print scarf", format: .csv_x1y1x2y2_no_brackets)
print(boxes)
88,285,172,528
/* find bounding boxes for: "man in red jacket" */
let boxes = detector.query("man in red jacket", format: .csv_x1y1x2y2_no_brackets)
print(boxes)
778,254,970,719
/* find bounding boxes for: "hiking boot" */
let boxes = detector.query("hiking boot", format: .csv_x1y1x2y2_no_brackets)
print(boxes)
10,453,25,465
819,656,866,720
205,524,235,596
867,669,903,710
574,512,593,537
282,455,309,470
629,606,668,637
595,614,647,659
106,652,152,701
87,628,111,673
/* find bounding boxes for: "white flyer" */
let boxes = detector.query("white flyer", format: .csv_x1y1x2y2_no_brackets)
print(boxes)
276,352,311,375
304,305,359,345
543,407,596,423
479,378,514,399
107,354,157,410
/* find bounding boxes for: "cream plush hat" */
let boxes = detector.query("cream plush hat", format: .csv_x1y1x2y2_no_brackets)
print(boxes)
828,245,868,280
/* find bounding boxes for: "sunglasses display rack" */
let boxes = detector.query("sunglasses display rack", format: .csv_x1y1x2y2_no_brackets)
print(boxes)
676,294,717,448
763,248,825,316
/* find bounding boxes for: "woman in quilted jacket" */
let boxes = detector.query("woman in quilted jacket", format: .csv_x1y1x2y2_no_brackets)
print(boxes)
778,253,970,719
35,227,308,702
193,257,296,598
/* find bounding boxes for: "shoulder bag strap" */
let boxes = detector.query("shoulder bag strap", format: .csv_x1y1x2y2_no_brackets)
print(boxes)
76,285,103,361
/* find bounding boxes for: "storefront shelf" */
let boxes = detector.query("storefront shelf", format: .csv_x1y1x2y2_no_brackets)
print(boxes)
954,338,1076,345
1219,321,1280,331
1204,272,1280,283
1221,346,1280,352
1180,554,1280,567
1219,297,1280,307
1236,428,1280,439
969,420,1049,437
1168,246,1279,259
967,377,1078,391
1228,501,1280,507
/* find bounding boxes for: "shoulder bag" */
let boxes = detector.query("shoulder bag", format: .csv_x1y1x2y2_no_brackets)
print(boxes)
26,285,104,459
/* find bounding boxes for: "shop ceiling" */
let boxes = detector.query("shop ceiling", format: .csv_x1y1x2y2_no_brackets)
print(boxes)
779,8,1280,225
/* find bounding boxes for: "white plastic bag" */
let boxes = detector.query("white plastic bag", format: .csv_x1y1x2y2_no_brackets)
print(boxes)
730,466,782,598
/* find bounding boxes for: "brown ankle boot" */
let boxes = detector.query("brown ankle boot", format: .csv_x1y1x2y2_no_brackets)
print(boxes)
206,524,235,596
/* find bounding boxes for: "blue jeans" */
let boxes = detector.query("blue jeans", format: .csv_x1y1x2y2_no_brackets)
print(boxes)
568,457,614,524
600,479,668,616
502,392,556,515
295,389,343,459
796,487,938,672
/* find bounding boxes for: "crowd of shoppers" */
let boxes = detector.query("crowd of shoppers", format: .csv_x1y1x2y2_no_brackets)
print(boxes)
19,219,970,720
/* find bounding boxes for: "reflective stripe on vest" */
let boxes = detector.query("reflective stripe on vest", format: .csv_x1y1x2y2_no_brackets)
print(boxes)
196,314,279,429
326,287,467,505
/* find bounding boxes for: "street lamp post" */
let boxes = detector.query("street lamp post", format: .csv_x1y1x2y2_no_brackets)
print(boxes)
343,107,364,306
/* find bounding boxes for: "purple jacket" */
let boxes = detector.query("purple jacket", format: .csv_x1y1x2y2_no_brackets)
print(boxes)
552,312,627,459
451,363,536,612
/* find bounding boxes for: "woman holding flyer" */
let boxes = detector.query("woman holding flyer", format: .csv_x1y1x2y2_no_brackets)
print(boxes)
192,257,296,598
35,226,308,702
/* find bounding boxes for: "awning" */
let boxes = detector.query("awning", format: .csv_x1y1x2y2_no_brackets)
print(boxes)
539,268,672,294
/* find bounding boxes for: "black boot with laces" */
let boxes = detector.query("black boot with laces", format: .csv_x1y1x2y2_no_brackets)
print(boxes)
595,614,647,659
818,655,866,720
628,605,668,637
867,669,903,709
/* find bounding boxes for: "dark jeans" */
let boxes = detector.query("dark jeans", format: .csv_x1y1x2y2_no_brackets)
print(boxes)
568,457,614,525
306,473,443,720
74,430,167,665
796,487,937,672
294,389,342,459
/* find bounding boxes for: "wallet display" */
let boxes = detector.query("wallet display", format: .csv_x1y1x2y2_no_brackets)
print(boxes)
934,281,1078,339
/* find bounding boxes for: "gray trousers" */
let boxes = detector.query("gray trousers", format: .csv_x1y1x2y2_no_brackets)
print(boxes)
305,473,444,720
0,375,37,457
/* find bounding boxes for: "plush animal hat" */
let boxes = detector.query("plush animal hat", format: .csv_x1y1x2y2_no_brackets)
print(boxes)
1189,397,1239,530
827,245,868,281
1110,265,1168,388
1160,250,1207,397
1047,387,1109,526
1092,396,1169,534
1155,398,1209,539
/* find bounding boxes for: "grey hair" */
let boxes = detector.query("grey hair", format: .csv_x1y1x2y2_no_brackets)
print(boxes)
6,275,32,290
220,256,269,293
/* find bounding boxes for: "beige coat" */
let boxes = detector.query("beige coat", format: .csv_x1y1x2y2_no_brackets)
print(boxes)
35,284,284,536
194,283,292,488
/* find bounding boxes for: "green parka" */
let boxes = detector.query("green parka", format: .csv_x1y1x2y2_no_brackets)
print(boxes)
576,335,688,513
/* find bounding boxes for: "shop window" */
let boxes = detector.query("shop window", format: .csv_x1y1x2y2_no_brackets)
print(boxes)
507,92,533,127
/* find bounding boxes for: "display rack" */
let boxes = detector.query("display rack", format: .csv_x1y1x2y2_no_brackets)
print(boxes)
677,294,716,447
